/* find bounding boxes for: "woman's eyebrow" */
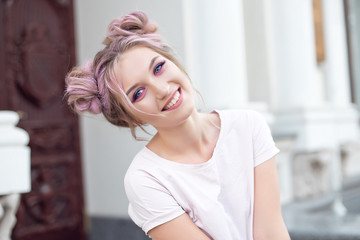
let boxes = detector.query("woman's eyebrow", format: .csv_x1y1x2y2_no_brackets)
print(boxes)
149,56,159,71
126,56,160,96
126,83,140,96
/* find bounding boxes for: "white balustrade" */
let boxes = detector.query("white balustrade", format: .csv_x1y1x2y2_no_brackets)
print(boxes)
0,111,31,240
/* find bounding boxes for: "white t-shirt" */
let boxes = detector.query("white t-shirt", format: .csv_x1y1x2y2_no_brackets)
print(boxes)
124,109,279,240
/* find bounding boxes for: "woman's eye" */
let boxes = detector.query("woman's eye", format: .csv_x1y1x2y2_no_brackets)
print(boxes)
132,88,145,102
153,61,165,75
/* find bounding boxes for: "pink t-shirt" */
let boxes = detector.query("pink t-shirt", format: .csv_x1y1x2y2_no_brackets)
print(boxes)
124,109,279,239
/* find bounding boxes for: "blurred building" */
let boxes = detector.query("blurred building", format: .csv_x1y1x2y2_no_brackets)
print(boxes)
74,0,360,239
1,0,360,239
76,0,360,239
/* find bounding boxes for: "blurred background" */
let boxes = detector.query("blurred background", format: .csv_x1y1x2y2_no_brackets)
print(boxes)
1,0,360,239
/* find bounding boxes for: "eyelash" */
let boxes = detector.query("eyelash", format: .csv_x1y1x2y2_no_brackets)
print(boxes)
132,88,145,102
131,60,166,103
153,61,165,75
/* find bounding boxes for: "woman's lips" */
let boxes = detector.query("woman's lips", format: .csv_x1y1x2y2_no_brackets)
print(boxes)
162,88,183,111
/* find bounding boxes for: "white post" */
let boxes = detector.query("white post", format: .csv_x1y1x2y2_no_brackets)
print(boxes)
271,0,325,110
0,111,31,240
322,0,352,107
269,0,359,213
321,0,360,215
270,0,337,151
321,0,359,143
182,0,249,109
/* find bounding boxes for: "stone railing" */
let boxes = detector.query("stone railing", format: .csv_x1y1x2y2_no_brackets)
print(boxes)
0,111,31,240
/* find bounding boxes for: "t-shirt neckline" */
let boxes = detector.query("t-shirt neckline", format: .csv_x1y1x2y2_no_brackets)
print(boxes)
143,110,224,168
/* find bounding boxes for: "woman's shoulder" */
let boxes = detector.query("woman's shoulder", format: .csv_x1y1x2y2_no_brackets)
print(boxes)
124,146,175,184
125,148,155,178
124,148,160,193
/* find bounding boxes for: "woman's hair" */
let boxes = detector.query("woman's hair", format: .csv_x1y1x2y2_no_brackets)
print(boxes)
65,11,185,138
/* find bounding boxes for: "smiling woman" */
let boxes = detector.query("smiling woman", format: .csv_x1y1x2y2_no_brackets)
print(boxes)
64,11,290,240
116,46,194,129
65,11,187,138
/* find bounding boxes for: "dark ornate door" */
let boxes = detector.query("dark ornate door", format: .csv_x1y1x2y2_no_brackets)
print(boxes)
0,0,87,239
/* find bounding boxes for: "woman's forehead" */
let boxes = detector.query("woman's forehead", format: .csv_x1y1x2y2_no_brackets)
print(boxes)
122,46,157,64
117,47,159,88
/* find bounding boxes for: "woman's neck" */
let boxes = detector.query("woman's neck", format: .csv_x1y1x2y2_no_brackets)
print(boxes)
147,111,220,164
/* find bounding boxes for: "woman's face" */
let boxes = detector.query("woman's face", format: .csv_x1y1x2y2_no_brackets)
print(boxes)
117,46,195,129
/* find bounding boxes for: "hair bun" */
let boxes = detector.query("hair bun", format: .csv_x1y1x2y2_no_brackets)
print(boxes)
65,61,102,114
104,11,158,46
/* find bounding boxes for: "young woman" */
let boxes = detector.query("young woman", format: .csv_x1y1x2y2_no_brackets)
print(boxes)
65,11,290,240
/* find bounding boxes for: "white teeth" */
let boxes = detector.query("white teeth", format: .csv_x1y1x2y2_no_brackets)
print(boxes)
164,90,180,110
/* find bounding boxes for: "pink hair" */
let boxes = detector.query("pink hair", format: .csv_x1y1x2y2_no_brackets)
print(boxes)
65,11,185,139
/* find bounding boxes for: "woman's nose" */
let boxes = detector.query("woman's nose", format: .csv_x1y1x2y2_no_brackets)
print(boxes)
152,81,170,100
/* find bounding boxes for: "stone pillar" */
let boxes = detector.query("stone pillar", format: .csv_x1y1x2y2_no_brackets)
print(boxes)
182,0,248,109
271,0,325,111
322,0,352,107
269,0,359,213
270,0,354,151
321,0,360,215
321,0,359,143
0,111,31,240
267,0,328,203
347,0,360,110
271,0,359,147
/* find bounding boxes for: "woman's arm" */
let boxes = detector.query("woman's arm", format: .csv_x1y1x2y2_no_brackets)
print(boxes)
253,157,291,240
148,213,211,240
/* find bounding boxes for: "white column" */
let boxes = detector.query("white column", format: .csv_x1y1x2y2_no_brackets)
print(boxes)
182,0,248,109
348,0,360,109
322,0,352,106
269,0,359,211
272,0,325,110
321,0,359,215
269,0,339,151
321,0,359,143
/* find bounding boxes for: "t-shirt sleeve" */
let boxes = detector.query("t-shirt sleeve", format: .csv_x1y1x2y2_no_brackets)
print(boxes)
249,111,280,167
124,169,185,234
